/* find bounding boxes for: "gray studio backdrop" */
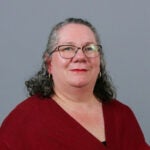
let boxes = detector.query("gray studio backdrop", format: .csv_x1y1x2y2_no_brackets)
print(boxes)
0,0,149,143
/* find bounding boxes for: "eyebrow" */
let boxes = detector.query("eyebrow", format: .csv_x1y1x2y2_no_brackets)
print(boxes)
60,42,75,45
58,42,96,46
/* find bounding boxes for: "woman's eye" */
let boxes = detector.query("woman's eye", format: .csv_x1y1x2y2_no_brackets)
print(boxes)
64,47,71,50
63,46,73,51
85,46,93,51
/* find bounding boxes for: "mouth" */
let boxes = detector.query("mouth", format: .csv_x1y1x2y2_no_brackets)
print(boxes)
70,69,88,72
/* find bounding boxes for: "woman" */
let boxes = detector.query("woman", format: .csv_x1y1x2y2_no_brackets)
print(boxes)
0,18,149,150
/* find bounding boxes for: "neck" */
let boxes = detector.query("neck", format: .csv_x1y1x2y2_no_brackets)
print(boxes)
54,84,95,101
52,85,100,111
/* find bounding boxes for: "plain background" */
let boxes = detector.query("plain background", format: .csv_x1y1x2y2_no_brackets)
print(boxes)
0,0,149,144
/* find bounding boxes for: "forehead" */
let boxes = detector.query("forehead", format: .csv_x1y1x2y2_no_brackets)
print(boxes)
57,23,97,44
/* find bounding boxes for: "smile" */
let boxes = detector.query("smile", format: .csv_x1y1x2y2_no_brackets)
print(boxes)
71,69,87,72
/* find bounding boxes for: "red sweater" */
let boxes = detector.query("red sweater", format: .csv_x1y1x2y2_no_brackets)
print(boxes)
0,95,149,150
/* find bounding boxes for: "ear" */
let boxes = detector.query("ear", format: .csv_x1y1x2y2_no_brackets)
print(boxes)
47,60,51,74
44,53,52,74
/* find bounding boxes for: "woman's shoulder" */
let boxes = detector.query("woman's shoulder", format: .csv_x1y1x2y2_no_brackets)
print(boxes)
8,95,52,113
0,95,53,128
104,99,129,108
103,99,135,115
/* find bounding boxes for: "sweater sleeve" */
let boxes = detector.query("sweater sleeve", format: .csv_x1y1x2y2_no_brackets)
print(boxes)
0,101,32,150
121,105,150,150
0,140,10,150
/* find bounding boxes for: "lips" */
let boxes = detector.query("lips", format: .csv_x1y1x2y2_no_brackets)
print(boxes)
70,69,87,72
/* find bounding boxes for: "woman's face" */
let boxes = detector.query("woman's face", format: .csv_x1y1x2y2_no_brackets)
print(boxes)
48,23,100,90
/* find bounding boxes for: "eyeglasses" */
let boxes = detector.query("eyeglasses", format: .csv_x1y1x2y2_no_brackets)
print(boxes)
50,43,102,59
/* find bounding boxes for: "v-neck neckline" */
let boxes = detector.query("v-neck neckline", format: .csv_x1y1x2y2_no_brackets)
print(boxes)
50,98,109,149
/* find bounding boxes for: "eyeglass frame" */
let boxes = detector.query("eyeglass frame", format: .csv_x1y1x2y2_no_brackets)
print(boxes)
49,43,102,59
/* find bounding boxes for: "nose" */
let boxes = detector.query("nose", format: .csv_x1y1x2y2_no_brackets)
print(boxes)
74,48,86,58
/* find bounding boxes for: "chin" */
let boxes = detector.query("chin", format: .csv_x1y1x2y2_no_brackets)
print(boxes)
69,81,89,88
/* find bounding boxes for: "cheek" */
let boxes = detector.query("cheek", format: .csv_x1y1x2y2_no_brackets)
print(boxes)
50,54,70,74
92,58,100,71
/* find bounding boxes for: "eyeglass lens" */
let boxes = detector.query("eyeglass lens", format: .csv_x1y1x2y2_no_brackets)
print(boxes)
58,44,101,59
